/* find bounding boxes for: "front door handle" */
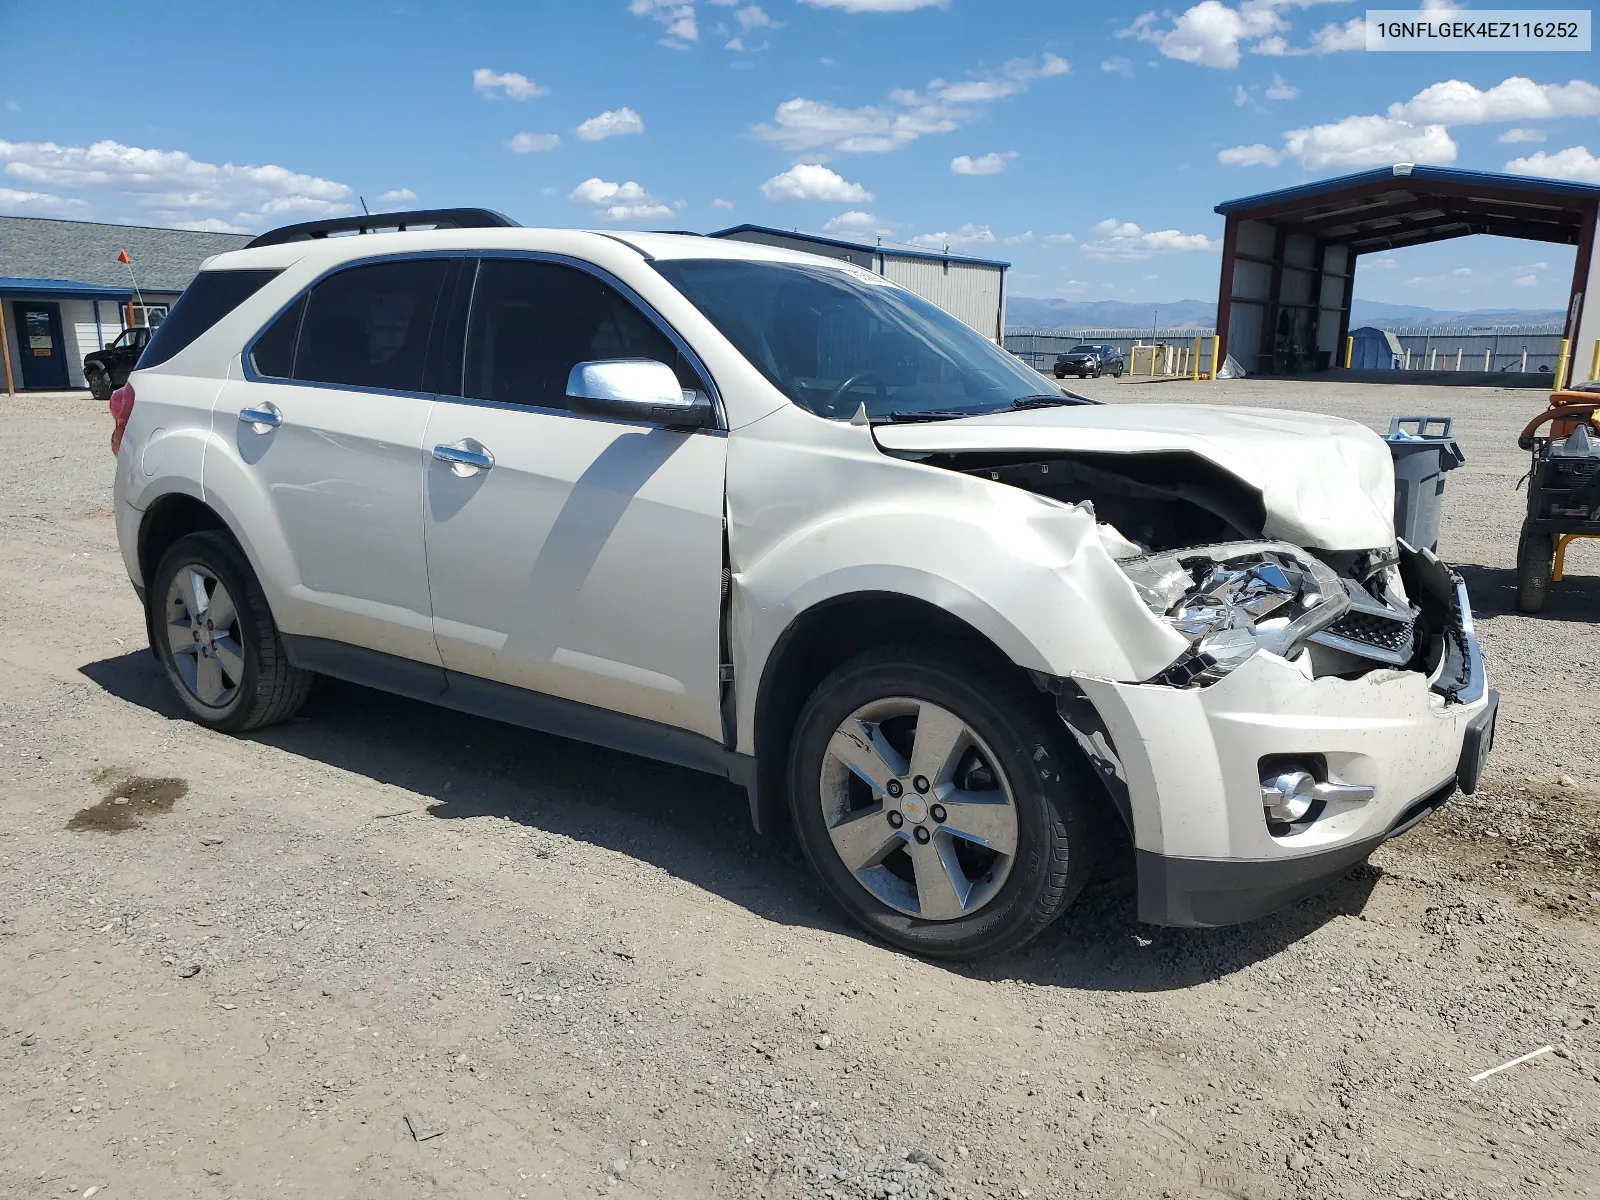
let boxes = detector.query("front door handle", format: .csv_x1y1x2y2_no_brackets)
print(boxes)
238,404,282,433
432,443,495,476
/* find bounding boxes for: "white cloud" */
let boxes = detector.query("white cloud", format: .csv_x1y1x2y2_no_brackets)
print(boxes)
1217,142,1283,166
1101,57,1133,75
798,0,947,10
1366,254,1397,269
374,187,418,206
1003,231,1034,245
169,216,254,233
951,151,1014,176
1233,85,1252,107
1404,266,1476,289
1284,115,1456,169
909,223,996,249
1514,274,1539,287
1264,73,1298,100
1219,114,1456,170
1081,218,1215,260
733,4,770,28
472,68,548,100
752,54,1067,155
1499,127,1547,144
1044,233,1077,246
0,186,90,216
711,197,735,210
1124,2,1371,67
1391,77,1600,126
822,210,891,235
508,132,562,153
760,163,874,202
568,177,674,221
629,0,699,46
1505,145,1600,183
0,136,352,229
575,107,645,141
1305,16,1368,54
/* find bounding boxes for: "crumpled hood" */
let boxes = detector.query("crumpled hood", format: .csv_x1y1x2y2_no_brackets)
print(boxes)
874,403,1396,551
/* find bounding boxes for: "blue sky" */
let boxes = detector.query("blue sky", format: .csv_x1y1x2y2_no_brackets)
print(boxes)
1,0,1595,309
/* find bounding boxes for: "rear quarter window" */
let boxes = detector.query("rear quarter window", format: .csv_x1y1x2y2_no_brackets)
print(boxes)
138,269,281,369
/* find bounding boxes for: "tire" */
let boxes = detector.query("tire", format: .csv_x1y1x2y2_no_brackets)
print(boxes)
87,367,112,403
1516,530,1554,614
149,530,314,732
1113,367,1124,378
1053,369,1066,379
786,644,1096,959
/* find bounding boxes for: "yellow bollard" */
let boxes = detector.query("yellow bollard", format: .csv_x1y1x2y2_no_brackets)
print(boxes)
1192,336,1202,381
1211,335,1220,380
1555,338,1571,390
1343,336,1353,369
1591,338,1600,382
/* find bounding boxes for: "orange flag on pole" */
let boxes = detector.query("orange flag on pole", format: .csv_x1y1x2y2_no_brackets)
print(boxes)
116,250,131,264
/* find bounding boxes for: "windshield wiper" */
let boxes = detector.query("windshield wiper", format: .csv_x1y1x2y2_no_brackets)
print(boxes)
1010,392,1095,410
880,410,976,423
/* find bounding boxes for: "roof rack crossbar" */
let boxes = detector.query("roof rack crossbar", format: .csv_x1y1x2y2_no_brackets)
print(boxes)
245,207,520,249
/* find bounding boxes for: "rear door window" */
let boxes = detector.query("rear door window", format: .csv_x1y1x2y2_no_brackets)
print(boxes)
290,258,451,393
138,269,280,369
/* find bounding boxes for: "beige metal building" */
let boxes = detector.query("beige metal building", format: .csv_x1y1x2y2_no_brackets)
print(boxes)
710,224,1009,342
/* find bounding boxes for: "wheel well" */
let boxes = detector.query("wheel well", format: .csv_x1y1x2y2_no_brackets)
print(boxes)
750,592,1032,833
138,494,228,589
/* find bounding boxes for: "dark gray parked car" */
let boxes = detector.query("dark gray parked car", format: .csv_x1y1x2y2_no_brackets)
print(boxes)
1054,343,1125,379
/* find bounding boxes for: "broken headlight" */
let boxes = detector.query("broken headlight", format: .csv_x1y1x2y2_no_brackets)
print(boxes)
1121,543,1350,686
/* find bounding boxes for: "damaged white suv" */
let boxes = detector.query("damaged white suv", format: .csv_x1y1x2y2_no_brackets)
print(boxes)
110,210,1497,958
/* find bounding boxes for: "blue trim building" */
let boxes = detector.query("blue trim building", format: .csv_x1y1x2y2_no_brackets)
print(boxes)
1,216,249,393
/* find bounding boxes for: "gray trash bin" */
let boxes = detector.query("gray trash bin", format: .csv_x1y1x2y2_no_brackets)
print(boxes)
1386,416,1466,553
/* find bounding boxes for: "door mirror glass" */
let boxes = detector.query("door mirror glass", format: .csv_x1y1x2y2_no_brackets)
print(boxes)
566,360,713,428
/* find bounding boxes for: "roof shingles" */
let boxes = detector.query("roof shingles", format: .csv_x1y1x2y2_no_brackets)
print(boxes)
0,215,251,292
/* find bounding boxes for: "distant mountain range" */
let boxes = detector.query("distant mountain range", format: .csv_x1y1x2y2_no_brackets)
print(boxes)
1005,296,1566,333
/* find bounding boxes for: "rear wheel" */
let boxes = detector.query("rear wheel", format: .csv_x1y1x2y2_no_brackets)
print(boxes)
787,646,1096,959
86,367,112,402
149,531,313,732
1516,530,1554,613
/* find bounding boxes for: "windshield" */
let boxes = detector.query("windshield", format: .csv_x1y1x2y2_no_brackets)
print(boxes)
652,258,1062,420
1067,345,1098,354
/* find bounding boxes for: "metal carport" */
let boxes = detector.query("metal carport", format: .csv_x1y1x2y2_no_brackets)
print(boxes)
1213,164,1600,384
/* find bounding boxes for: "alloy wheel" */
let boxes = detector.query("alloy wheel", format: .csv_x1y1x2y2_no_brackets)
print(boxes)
164,565,245,708
818,697,1018,920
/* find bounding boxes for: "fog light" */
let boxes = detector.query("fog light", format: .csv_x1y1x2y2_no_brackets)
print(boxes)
1262,769,1318,824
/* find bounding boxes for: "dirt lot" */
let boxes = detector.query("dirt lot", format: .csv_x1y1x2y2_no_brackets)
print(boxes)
2,380,1597,1200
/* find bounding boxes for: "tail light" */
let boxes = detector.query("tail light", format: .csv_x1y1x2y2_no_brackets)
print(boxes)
109,383,135,455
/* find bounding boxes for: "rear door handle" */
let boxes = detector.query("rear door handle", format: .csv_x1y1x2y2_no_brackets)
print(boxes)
238,404,282,432
432,443,495,475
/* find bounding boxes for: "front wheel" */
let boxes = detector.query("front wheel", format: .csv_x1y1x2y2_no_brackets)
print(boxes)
149,530,314,732
1053,369,1067,379
787,646,1096,959
1516,530,1554,613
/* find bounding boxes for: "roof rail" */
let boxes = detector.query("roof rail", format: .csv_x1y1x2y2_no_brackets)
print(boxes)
244,207,520,249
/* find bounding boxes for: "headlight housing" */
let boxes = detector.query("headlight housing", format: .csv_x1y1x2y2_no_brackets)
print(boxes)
1120,542,1350,685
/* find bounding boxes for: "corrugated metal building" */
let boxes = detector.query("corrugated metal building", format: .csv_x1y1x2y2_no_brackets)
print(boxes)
709,225,1009,342
1,215,249,392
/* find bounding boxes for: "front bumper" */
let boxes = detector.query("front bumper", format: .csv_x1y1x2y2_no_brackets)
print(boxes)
1069,578,1495,928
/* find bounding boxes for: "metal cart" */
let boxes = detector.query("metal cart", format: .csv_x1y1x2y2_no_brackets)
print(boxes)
1515,387,1600,613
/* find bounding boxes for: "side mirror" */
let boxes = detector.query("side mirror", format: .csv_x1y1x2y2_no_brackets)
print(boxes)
565,360,714,429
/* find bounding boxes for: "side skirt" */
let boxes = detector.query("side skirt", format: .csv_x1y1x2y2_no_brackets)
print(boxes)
282,634,757,792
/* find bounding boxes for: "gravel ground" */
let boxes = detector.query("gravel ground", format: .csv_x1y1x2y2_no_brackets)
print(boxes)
1,382,1597,1200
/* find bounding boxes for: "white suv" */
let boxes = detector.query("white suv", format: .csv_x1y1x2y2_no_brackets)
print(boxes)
110,209,1496,958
